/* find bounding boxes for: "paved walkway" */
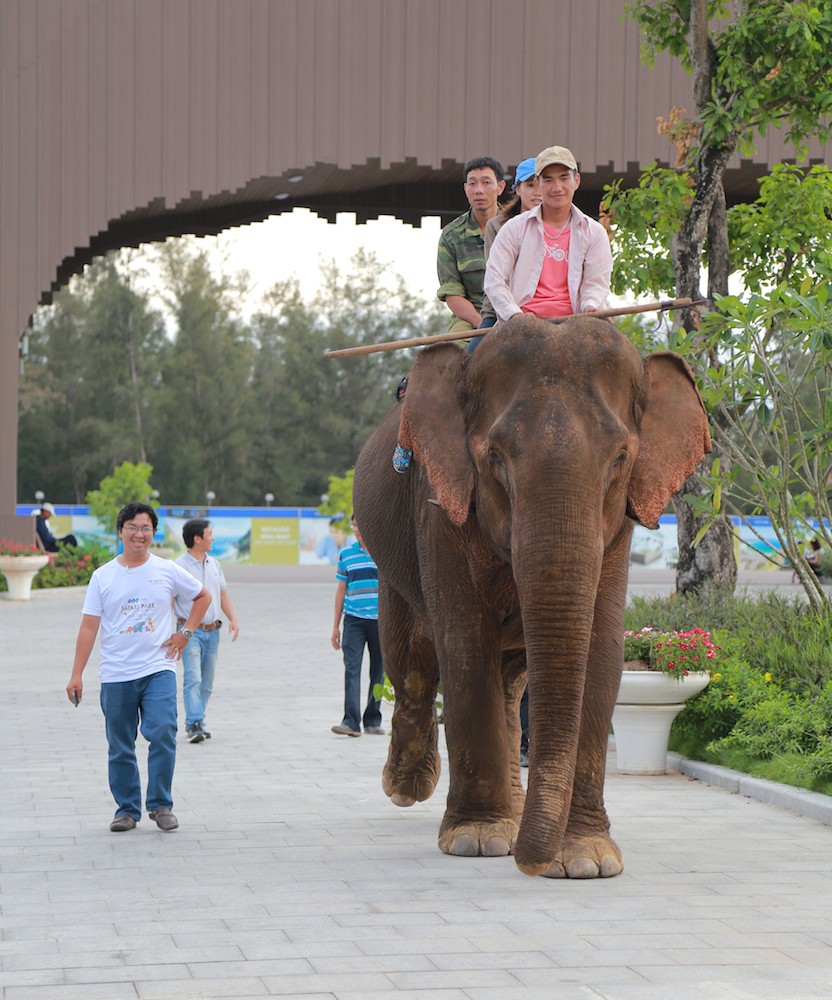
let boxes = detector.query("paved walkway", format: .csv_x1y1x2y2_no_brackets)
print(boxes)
2,573,832,1000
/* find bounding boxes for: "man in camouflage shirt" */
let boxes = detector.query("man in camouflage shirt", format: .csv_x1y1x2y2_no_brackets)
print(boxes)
436,156,505,333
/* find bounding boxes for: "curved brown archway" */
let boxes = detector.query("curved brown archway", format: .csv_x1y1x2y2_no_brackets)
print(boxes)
0,0,815,539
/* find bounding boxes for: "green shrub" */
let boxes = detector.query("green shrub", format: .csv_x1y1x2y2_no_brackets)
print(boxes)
626,585,832,790
32,544,109,589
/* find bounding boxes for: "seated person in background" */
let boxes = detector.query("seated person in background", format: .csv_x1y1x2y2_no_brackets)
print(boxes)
436,155,506,334
35,502,78,552
805,538,823,576
484,145,612,323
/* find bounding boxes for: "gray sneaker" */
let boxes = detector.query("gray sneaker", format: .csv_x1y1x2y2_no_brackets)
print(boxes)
187,723,206,743
109,813,137,832
148,808,179,832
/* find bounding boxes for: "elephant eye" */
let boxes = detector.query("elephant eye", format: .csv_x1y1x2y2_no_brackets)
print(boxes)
488,449,504,467
613,450,628,467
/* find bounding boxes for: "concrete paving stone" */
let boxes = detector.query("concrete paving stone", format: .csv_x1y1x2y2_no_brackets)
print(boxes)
530,946,679,970
5,574,832,998
0,968,66,988
5,985,139,1000
328,993,469,1000
260,971,394,993
187,958,312,979
236,940,363,962
632,963,811,985
354,936,481,958
65,963,190,984
303,953,436,975
135,980,268,999
121,947,245,967
2,950,125,972
424,950,557,972
776,947,832,966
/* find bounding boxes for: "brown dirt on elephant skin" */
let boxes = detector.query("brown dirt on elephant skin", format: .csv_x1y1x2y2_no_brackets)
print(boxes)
438,817,518,857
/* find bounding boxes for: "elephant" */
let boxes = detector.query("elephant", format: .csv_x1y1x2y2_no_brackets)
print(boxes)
352,314,711,878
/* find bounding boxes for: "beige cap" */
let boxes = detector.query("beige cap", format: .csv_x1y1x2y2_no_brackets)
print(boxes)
41,502,56,516
535,145,578,174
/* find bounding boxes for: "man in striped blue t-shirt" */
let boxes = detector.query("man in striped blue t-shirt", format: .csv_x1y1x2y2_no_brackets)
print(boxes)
330,516,385,737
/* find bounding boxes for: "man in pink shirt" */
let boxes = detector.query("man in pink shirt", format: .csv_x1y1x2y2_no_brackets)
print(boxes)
483,145,612,323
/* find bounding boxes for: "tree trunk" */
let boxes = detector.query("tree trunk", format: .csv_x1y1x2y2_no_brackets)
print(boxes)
673,452,738,594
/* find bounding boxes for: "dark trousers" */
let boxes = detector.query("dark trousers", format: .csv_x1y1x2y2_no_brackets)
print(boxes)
341,614,384,731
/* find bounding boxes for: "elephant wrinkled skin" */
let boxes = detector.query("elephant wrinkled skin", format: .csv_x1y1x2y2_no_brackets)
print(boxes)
353,315,711,878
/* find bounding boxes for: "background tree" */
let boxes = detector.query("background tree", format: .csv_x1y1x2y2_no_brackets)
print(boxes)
86,460,156,533
249,249,444,504
152,242,256,505
19,243,444,507
18,256,166,502
318,469,355,531
614,0,832,593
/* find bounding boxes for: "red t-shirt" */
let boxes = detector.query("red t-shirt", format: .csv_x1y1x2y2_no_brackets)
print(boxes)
522,222,573,318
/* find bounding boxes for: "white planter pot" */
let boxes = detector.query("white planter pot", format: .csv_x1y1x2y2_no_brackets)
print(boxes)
613,670,710,775
0,554,50,600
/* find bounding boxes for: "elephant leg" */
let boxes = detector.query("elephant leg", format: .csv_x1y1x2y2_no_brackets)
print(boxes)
437,636,518,859
501,649,527,823
379,585,441,807
543,551,629,880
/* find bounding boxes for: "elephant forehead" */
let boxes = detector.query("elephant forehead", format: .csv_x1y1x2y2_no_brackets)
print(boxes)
470,335,641,411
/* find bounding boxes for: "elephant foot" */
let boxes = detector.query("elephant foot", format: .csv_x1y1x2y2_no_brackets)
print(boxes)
536,834,623,880
438,817,518,858
382,747,441,807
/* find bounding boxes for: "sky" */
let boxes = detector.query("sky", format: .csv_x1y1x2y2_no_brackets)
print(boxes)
158,208,444,316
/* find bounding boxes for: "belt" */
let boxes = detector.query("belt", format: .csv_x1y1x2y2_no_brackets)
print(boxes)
178,618,222,631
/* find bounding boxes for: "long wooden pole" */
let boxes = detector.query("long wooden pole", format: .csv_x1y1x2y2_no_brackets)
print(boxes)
324,297,703,358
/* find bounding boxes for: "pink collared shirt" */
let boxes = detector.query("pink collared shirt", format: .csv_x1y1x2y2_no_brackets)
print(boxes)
484,203,613,322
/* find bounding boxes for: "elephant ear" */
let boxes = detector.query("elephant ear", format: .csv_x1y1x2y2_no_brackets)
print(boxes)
628,351,712,530
397,344,473,526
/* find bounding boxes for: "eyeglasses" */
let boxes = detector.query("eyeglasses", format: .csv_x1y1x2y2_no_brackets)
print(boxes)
122,525,154,535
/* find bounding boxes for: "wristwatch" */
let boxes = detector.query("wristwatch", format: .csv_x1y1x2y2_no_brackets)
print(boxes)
180,627,193,640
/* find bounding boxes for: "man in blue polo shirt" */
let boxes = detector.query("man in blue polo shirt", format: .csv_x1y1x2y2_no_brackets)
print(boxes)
330,515,385,737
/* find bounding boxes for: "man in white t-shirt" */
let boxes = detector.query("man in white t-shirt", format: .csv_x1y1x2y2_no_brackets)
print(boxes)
66,502,210,833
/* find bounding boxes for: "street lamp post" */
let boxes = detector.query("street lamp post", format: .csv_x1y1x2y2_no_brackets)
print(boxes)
264,493,274,507
205,491,216,509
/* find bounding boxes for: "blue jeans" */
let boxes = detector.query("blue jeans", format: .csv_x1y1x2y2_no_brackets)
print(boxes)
341,615,384,731
466,313,497,353
181,627,220,728
99,670,178,820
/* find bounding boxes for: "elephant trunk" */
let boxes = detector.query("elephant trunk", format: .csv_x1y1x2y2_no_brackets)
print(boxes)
511,516,603,876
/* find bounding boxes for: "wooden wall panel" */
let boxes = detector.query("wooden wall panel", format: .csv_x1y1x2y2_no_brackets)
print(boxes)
105,2,136,220
60,1,89,257
36,3,62,293
294,2,317,172
248,0,271,182
218,1,252,191
190,0,219,197
379,0,407,168
86,0,109,233
312,0,340,168
161,1,190,206
134,0,164,208
2,0,830,535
